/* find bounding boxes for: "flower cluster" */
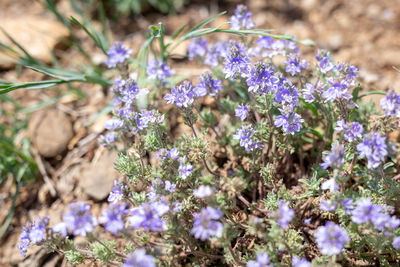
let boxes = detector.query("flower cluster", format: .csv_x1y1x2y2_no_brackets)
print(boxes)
105,42,132,68
17,4,400,266
191,207,223,240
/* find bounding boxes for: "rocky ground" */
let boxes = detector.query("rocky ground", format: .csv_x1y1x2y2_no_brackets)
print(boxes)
1,0,400,266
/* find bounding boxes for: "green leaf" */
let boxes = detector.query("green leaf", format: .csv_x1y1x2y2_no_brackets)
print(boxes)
358,90,386,99
299,97,318,117
70,16,108,54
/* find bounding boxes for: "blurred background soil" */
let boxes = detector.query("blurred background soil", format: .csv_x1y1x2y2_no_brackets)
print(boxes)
1,0,400,266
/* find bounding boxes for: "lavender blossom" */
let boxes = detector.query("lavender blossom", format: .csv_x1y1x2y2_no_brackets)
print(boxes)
164,81,196,108
204,42,226,67
356,131,387,169
191,207,223,240
393,237,400,250
128,201,169,232
321,178,339,192
235,104,248,121
18,217,49,257
344,122,364,142
223,41,250,80
108,180,128,203
178,157,193,179
61,202,97,237
342,198,354,215
105,42,132,68
246,62,279,94
320,200,337,212
123,249,156,267
134,110,164,133
230,5,255,30
380,91,400,117
187,38,208,60
277,200,294,229
246,252,272,267
302,83,316,103
99,203,129,235
193,185,213,198
292,256,311,267
195,72,223,97
322,78,351,103
320,143,345,169
147,59,174,84
98,132,116,147
233,124,263,151
274,112,304,135
285,55,307,76
316,50,335,74
351,198,378,224
314,221,349,256
335,119,347,132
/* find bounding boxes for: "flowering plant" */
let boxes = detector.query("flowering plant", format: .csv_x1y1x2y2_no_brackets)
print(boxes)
18,5,400,266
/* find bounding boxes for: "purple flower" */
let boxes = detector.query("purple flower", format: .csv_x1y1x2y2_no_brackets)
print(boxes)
99,203,129,235
147,59,174,84
322,78,351,103
320,200,337,212
380,91,400,117
223,41,250,80
278,200,294,229
246,62,279,94
235,105,248,121
351,198,377,224
18,217,49,257
98,132,116,146
191,207,223,240
335,119,347,132
344,122,364,142
302,83,315,103
246,252,272,267
274,81,299,112
53,222,68,238
123,249,156,267
178,157,193,179
393,237,400,250
62,202,97,237
316,50,335,74
285,55,307,76
134,110,164,133
108,180,128,203
204,42,226,67
164,81,196,108
195,72,223,97
187,38,208,60
105,42,132,68
320,143,344,169
314,221,349,256
274,112,303,135
233,124,263,152
321,178,339,192
193,185,213,198
342,198,354,215
292,256,311,267
230,5,255,30
128,201,169,232
104,118,124,130
356,131,387,169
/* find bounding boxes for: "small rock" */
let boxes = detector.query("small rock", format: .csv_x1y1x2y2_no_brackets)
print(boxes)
0,16,69,69
28,109,74,158
80,149,119,201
